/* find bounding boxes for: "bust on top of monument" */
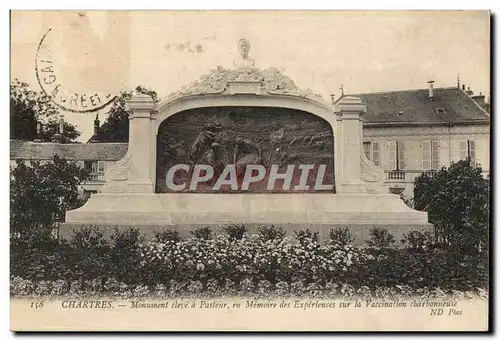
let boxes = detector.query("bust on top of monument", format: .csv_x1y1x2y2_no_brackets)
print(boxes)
233,38,256,70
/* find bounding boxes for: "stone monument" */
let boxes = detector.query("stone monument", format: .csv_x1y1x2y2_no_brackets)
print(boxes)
62,40,432,244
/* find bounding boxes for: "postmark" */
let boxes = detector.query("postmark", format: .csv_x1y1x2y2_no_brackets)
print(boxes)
35,27,117,113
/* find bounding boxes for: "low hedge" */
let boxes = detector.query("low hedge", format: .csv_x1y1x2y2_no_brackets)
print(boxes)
10,225,489,297
10,276,489,299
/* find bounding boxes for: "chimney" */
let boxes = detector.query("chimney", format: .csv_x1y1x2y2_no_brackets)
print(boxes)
93,114,100,136
462,84,466,91
427,80,435,100
34,122,42,142
465,86,474,96
52,115,64,143
59,115,64,135
330,94,335,104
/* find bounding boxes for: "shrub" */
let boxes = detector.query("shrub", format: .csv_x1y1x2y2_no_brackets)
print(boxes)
111,228,141,251
329,227,355,245
413,159,489,253
294,229,319,246
154,229,181,243
110,228,143,284
401,230,433,251
222,224,247,240
360,247,488,291
10,155,89,246
69,226,109,279
366,227,395,248
190,227,212,240
257,225,286,241
70,225,108,249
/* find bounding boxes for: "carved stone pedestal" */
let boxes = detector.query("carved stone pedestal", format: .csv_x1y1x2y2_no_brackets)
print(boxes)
64,55,431,244
62,193,432,245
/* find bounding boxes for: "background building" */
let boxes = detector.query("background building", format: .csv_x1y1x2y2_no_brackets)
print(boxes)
10,140,127,196
10,81,490,198
345,81,490,196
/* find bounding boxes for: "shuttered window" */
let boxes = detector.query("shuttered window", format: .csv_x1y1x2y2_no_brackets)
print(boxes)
363,141,381,167
431,141,439,170
422,141,440,170
397,141,405,170
459,140,468,160
372,141,380,166
363,142,371,160
469,140,476,165
388,141,397,170
388,141,405,170
422,141,431,170
460,140,476,166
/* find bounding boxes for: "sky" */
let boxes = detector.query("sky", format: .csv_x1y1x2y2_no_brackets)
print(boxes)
10,10,490,142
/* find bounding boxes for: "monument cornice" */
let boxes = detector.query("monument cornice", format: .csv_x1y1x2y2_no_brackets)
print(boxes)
157,66,332,112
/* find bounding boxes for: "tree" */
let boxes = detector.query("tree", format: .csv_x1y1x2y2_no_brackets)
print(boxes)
10,155,89,245
95,85,159,142
10,79,81,142
41,118,81,143
413,159,489,253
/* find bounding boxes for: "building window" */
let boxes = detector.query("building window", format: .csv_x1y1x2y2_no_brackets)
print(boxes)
388,141,405,170
85,161,106,182
89,161,105,174
363,141,380,166
459,140,476,165
422,141,439,170
98,161,105,173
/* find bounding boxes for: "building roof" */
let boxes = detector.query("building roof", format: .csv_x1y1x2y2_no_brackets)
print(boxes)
11,142,128,161
10,140,27,159
343,87,490,126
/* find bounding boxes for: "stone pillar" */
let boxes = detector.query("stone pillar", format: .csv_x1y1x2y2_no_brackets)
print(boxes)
334,96,367,193
124,94,157,193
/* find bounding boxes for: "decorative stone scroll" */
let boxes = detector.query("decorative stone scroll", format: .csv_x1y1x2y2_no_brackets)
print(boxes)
100,152,133,193
166,66,323,101
360,151,387,194
106,152,132,182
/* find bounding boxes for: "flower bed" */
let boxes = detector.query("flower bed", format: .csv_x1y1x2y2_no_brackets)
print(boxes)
10,226,489,298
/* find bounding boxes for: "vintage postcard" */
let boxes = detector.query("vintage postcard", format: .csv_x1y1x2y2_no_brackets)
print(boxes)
9,10,490,332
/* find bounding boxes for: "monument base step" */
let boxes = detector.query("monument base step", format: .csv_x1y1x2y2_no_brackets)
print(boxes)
59,222,433,246
62,193,432,245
